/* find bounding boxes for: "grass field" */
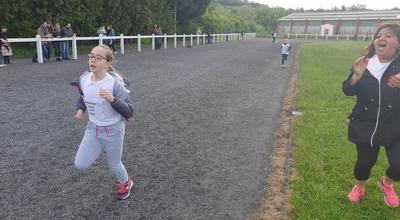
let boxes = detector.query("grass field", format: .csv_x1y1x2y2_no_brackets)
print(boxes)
291,41,400,219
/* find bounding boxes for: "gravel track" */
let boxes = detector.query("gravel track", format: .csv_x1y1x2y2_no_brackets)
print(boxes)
0,39,296,220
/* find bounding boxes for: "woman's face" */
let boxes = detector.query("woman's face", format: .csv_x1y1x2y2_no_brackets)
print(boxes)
373,27,399,62
88,47,110,75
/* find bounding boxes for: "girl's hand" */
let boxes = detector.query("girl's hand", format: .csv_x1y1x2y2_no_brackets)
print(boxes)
388,73,400,88
99,88,115,102
350,56,369,85
75,109,84,121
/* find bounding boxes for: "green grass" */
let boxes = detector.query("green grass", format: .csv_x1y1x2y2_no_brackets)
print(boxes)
291,41,400,219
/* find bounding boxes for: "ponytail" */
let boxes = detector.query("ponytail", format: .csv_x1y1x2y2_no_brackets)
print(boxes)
108,66,123,81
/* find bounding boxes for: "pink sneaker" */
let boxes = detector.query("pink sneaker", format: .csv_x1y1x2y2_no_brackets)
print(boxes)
378,177,399,207
347,185,365,203
117,177,133,200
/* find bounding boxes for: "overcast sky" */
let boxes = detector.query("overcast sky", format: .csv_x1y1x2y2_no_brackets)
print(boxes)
250,0,399,10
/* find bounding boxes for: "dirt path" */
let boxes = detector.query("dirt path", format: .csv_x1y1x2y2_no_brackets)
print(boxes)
252,48,299,220
0,39,296,220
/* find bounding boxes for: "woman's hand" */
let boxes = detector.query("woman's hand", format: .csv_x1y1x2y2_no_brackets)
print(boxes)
388,73,400,88
99,88,115,102
350,56,369,85
75,109,84,121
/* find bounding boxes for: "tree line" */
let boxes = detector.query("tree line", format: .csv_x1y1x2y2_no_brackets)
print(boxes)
0,0,211,37
1,0,397,38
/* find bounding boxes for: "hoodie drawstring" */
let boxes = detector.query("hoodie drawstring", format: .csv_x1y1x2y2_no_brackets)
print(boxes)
104,127,109,137
95,126,109,137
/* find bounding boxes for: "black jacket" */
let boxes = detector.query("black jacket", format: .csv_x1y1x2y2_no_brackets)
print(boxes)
343,54,400,147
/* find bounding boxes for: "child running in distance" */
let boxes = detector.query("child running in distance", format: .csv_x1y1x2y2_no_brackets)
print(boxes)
74,44,134,200
281,39,291,68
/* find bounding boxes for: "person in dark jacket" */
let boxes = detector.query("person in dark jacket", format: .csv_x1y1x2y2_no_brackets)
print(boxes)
106,25,116,54
0,27,8,66
343,23,400,207
61,23,73,60
152,24,162,49
52,23,63,61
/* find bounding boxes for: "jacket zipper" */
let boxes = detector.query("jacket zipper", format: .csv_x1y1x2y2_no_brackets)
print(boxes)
370,80,381,147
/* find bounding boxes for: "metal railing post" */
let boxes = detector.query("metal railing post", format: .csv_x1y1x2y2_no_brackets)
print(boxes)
120,34,125,54
72,33,77,60
36,35,43,64
174,34,177,48
138,34,141,52
99,34,103,45
164,34,167,49
152,34,155,51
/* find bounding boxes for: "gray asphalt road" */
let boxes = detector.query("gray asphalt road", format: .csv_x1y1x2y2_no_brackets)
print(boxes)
0,39,296,220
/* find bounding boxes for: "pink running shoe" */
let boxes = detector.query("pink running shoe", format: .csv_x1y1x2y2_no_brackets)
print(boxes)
378,177,399,207
347,185,365,203
117,177,133,200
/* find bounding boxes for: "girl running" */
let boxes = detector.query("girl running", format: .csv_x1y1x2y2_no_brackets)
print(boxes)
74,44,134,200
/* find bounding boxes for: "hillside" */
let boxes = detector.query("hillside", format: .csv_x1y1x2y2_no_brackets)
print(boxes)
202,1,290,33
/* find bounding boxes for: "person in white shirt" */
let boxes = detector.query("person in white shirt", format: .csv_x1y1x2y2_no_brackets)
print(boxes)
280,39,291,68
74,45,134,200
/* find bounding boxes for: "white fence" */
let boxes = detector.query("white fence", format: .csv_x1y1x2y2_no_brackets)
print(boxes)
7,33,256,64
287,33,373,41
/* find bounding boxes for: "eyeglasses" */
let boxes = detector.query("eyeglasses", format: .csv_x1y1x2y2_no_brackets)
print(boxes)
88,54,107,62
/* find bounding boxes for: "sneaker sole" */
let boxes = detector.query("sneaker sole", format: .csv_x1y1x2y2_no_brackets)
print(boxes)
378,180,399,208
117,180,133,200
117,190,130,200
347,195,364,203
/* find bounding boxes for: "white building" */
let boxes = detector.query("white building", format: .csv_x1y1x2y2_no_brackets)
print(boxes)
276,10,400,36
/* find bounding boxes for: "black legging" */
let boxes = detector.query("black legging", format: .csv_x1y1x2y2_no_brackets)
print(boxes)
108,40,116,52
354,138,400,181
281,54,288,65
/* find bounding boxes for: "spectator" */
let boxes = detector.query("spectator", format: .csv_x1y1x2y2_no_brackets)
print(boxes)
33,21,52,63
196,27,202,35
206,29,212,44
61,23,73,60
47,22,54,61
97,25,106,45
106,25,117,54
1,40,12,64
97,26,106,37
272,31,277,43
0,27,8,67
52,22,63,61
152,24,162,50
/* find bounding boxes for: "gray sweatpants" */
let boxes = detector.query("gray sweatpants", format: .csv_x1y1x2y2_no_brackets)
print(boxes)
75,120,129,184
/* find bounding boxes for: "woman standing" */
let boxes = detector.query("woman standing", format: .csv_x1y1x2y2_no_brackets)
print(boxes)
343,23,400,207
52,23,63,61
106,25,116,54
